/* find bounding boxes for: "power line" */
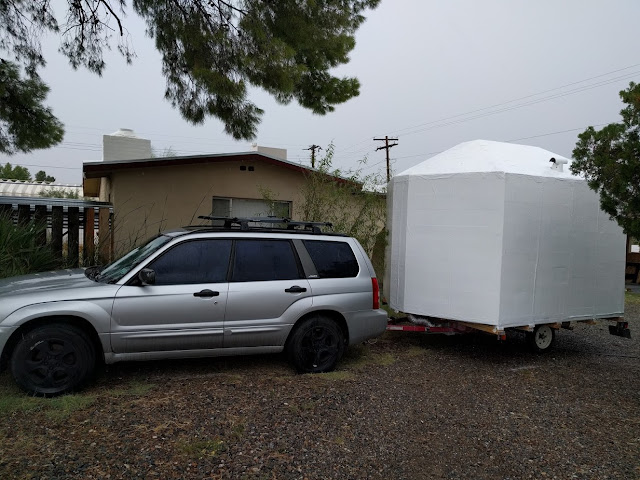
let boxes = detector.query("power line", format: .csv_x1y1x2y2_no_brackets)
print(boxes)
360,121,615,172
389,62,640,136
1,162,81,170
333,138,374,155
46,63,636,170
399,71,639,138
331,146,376,164
50,141,240,156
337,62,640,155
3,121,616,180
65,125,309,148
505,122,611,143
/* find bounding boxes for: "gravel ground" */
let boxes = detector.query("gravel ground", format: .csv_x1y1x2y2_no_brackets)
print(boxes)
0,298,638,480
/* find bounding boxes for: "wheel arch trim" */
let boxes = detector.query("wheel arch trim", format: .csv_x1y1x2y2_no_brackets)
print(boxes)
1,310,108,368
285,309,349,350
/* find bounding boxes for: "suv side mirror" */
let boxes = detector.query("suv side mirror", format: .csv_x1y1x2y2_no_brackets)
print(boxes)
138,268,156,286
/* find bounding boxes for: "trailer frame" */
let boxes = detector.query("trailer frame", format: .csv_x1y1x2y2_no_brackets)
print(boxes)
386,315,630,352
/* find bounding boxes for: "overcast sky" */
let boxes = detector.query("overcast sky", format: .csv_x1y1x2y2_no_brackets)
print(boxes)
2,0,639,185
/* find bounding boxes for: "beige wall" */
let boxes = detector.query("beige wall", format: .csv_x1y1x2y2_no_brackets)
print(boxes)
107,160,308,253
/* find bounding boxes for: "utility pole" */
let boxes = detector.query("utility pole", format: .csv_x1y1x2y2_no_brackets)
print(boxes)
374,136,398,182
305,144,322,168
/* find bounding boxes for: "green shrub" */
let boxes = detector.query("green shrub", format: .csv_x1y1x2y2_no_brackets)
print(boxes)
0,212,64,279
39,187,80,199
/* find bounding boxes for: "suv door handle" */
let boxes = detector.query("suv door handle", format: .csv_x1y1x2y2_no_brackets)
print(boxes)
285,286,307,293
193,289,220,298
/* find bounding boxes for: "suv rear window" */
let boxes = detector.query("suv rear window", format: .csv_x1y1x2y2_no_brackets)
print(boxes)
303,240,359,278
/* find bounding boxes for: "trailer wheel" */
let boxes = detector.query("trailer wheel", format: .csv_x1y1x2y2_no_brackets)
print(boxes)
527,324,555,353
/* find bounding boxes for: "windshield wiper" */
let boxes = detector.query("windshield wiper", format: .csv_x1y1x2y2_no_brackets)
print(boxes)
84,265,104,281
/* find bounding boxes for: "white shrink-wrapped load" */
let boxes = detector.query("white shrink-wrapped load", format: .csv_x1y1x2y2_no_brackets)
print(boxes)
385,140,626,328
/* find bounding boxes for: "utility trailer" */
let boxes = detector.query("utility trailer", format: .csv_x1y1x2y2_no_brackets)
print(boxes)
383,140,631,352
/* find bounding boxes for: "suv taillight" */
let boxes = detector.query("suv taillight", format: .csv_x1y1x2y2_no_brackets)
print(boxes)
372,277,380,309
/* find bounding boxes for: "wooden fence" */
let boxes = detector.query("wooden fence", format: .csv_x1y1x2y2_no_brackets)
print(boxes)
0,196,114,267
627,252,640,284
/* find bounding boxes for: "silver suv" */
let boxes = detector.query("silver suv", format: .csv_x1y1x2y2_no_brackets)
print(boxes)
0,218,388,396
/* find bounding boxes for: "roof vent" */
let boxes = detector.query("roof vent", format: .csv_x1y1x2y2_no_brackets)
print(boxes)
549,157,568,172
111,128,139,138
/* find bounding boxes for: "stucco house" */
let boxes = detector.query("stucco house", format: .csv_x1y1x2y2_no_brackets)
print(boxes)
82,130,349,254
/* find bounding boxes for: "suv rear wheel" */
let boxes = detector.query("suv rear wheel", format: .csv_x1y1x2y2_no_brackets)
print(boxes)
287,316,345,373
10,324,96,397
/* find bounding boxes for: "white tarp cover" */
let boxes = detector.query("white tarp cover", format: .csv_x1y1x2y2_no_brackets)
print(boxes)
386,140,626,328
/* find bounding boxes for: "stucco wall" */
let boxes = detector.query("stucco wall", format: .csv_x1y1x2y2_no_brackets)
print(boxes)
108,159,307,253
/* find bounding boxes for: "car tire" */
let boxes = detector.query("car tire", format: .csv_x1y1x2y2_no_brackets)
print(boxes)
287,316,345,373
10,323,96,397
526,324,556,353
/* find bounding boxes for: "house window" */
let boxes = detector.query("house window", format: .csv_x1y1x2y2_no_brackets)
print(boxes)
212,197,291,219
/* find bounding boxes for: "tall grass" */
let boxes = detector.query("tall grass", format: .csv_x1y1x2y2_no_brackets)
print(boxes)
0,212,64,279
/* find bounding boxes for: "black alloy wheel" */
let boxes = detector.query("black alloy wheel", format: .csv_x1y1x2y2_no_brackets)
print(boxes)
10,324,95,396
288,316,345,373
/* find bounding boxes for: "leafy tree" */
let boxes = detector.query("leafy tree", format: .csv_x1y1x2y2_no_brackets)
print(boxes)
0,163,57,182
151,146,178,158
35,170,56,183
1,0,380,148
0,162,31,181
298,143,386,256
259,143,386,278
0,60,64,154
571,82,640,238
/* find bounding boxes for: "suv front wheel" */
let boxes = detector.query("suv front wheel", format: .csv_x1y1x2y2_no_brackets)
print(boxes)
10,323,96,397
287,315,345,373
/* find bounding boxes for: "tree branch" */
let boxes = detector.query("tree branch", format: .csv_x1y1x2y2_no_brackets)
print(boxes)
98,0,124,36
218,0,247,16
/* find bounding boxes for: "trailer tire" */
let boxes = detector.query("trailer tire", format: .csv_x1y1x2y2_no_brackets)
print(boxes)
527,324,555,353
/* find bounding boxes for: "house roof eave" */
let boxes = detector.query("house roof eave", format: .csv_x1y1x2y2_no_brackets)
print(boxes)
82,151,313,178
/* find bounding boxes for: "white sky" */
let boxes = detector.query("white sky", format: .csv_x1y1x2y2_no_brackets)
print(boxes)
2,0,639,185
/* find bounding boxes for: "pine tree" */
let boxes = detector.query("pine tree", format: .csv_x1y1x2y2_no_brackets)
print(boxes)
0,0,380,153
571,82,640,238
0,61,64,154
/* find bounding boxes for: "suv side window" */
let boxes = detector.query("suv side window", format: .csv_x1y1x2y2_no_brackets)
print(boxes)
302,240,359,278
147,239,232,285
231,239,302,282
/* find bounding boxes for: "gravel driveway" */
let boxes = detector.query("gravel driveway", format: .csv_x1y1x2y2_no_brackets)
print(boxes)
0,297,638,480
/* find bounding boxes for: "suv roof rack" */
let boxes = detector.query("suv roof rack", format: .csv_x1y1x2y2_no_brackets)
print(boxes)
196,216,333,234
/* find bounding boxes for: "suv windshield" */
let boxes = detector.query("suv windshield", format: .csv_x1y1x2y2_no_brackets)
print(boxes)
94,235,172,283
